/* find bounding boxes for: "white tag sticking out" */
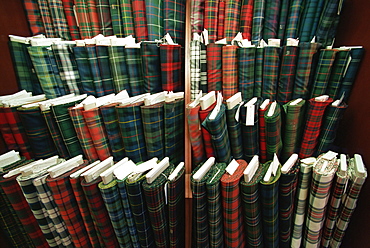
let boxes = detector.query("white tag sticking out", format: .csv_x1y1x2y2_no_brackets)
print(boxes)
168,162,185,181
301,157,316,165
235,101,244,122
322,151,338,161
315,95,329,102
135,158,159,173
340,154,347,172
245,105,255,126
354,154,367,177
287,38,299,47
48,155,84,178
209,92,223,120
202,29,209,45
272,154,280,176
260,99,270,110
70,161,101,179
100,157,129,184
0,151,21,172
244,155,259,182
189,91,203,108
281,153,298,174
146,157,170,184
215,38,227,44
193,157,215,182
226,159,239,175
290,98,302,105
199,91,216,110
226,92,242,110
263,164,272,182
268,38,281,47
267,101,277,117
114,160,137,180
82,157,114,183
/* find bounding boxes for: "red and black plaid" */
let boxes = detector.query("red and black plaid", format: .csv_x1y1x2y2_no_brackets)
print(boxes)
0,107,19,151
224,0,242,42
217,0,226,40
259,102,271,163
240,0,253,40
222,45,238,100
160,44,183,92
85,0,101,36
186,104,206,167
199,102,216,158
207,43,223,92
61,0,80,40
22,0,46,35
204,0,220,43
132,0,148,41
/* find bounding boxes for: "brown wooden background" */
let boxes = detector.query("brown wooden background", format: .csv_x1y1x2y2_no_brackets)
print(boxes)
0,0,369,247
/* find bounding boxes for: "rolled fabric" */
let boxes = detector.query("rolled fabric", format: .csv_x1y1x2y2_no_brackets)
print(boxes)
254,46,264,97
96,46,115,95
0,107,20,151
217,0,226,40
284,0,305,40
190,40,201,100
125,47,145,96
292,42,321,100
204,0,220,43
120,0,136,37
325,50,350,99
299,97,333,159
298,0,321,42
160,44,183,92
224,0,242,42
141,102,165,160
221,159,248,247
191,0,205,34
73,46,96,96
85,46,105,97
237,46,256,100
251,0,265,45
109,0,124,37
38,0,57,37
225,103,243,160
132,0,148,41
108,46,130,94
264,103,282,161
277,45,299,104
222,45,238,100
258,101,271,163
200,43,208,93
22,0,46,35
308,0,326,41
85,0,101,36
47,0,71,40
263,0,281,40
240,0,253,40
263,46,281,100
163,0,186,46
96,0,113,36
277,0,290,40
199,102,216,158
141,42,162,93
74,0,93,39
145,0,164,41
207,43,223,92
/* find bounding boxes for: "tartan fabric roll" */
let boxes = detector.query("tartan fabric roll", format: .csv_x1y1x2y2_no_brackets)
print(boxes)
277,0,290,40
337,47,365,102
200,43,208,93
61,0,80,40
100,103,125,161
310,49,338,98
160,44,183,92
86,46,105,97
325,50,350,99
254,47,264,97
237,46,256,100
264,103,282,161
74,0,93,39
298,0,321,42
222,45,239,100
51,100,84,158
240,0,253,40
167,165,185,247
141,102,165,160
96,0,113,36
164,99,185,165
240,163,265,248
258,101,271,163
47,0,71,40
284,0,304,40
281,99,306,162
85,0,101,36
224,0,242,42
263,0,281,40
309,0,326,41
225,104,243,160
3,107,34,160
38,0,57,37
145,0,164,41
191,0,205,33
206,162,227,248
202,104,232,163
190,40,201,100
186,103,206,166
279,163,299,248
82,108,112,161
163,0,186,46
316,102,348,155
17,106,57,159
99,180,132,247
260,163,281,248
292,42,321,99
109,0,124,37
291,160,314,248
251,0,265,45
125,47,145,96
0,107,20,151
207,43,223,92
68,106,99,162
73,46,96,96
320,170,349,248
22,0,46,35
51,43,81,95
277,45,299,104
217,0,226,40
263,46,281,100
302,157,337,248
141,42,162,93
48,48,69,95
81,178,119,247
108,46,130,94
299,97,333,159
96,46,115,95
132,0,149,41
204,0,220,43
199,102,216,158
220,159,248,248
116,102,148,163
120,0,136,37
126,173,155,248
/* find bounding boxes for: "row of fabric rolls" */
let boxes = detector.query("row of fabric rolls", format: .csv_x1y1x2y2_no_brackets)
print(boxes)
0,150,185,248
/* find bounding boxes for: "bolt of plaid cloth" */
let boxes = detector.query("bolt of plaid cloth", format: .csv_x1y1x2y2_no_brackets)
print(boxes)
258,101,271,164
190,40,201,100
254,47,264,97
217,0,226,40
264,103,283,161
284,0,305,41
199,102,216,158
96,0,114,36
22,0,46,35
108,46,130,94
73,46,96,96
145,0,164,41
325,50,350,99
207,43,223,92
109,0,124,37
119,0,136,37
263,46,281,101
96,46,115,95
0,107,20,152
222,45,239,100
141,42,163,93
277,0,290,41
263,0,281,41
200,42,208,93
251,0,265,45
224,0,242,42
86,46,106,97
240,0,253,40
309,0,326,41
160,44,183,92
61,0,80,40
163,0,185,46
73,0,93,39
85,0,101,36
47,0,72,40
204,0,220,44
237,46,256,100
132,0,149,41
125,47,145,96
225,104,243,160
191,0,205,34
38,0,57,37
298,0,322,42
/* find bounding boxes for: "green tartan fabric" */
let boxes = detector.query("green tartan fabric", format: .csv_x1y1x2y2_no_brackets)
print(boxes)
263,46,281,100
141,42,162,93
325,50,350,99
251,0,265,45
73,46,96,96
74,0,93,39
206,163,227,248
237,46,256,100
263,0,281,40
224,0,242,42
281,99,306,162
264,103,282,161
47,0,72,40
240,163,266,248
163,0,186,46
96,46,115,95
310,49,338,98
145,0,164,41
226,104,243,160
109,0,124,37
254,47,264,97
86,46,105,97
38,0,57,37
108,46,130,94
96,0,114,36
277,0,290,40
309,0,326,41
120,0,136,37
298,0,322,42
284,0,305,40
125,47,145,96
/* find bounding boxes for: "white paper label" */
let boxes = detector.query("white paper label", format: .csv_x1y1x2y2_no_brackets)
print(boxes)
245,105,255,126
226,159,239,175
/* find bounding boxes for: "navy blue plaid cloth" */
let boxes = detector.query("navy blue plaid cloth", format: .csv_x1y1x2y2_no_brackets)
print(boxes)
73,46,96,96
238,46,256,100
96,46,115,95
141,42,162,93
125,47,145,96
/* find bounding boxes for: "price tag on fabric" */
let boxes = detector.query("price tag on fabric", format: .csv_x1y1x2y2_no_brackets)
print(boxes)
245,105,255,126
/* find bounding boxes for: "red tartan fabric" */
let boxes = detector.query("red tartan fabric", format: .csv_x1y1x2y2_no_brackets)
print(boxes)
160,44,183,92
61,0,80,40
186,104,206,167
22,0,46,35
240,0,253,40
204,0,220,43
199,102,216,158
86,0,101,36
0,107,19,151
259,102,271,163
217,0,226,40
131,0,148,41
222,45,239,100
207,43,223,92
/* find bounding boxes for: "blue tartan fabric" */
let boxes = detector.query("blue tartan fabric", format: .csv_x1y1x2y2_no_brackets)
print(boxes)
96,46,115,95
254,47,264,97
145,0,164,41
263,46,281,100
237,46,256,100
125,47,145,96
86,46,105,97
73,46,96,96
141,42,162,93
263,0,281,40
298,0,322,42
109,0,124,37
326,50,350,99
251,0,265,45
284,0,304,40
108,46,130,94
163,0,186,46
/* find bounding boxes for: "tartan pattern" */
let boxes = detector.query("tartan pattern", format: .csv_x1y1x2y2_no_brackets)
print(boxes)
217,0,226,40
237,46,256,100
164,99,185,165
310,49,338,98
263,0,280,40
160,44,183,92
48,48,69,95
68,106,99,162
199,102,216,158
37,0,57,37
145,0,164,41
100,103,126,161
109,0,124,37
125,47,145,96
200,43,208,93
299,97,333,159
116,102,148,163
108,46,130,94
224,0,242,42
258,102,271,163
86,46,105,97
264,103,283,161
47,0,71,40
73,46,96,96
260,164,281,248
240,102,260,161
74,0,93,39
204,0,220,43
96,0,114,36
141,102,165,160
284,0,304,40
132,0,149,41
254,47,264,97
125,174,155,248
163,0,186,46
0,107,19,151
186,103,206,166
298,0,321,42
222,45,239,100
277,46,299,104
207,43,223,92
96,46,115,95
277,0,290,40
263,46,281,100
240,0,253,40
190,40,201,100
326,50,350,99
292,42,321,99
191,0,205,33
141,42,162,93
81,178,119,247
309,0,326,41
99,180,132,247
120,0,136,37
82,108,112,161
226,104,243,160
316,103,347,155
220,159,248,248
17,106,57,159
281,99,306,162
22,0,46,35
61,0,80,40
85,0,101,36
251,0,265,45
202,104,231,163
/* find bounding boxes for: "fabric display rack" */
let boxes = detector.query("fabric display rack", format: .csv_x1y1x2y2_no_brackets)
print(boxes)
0,1,368,248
